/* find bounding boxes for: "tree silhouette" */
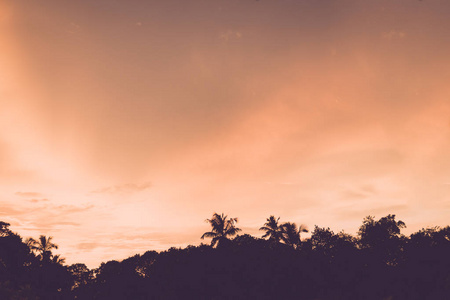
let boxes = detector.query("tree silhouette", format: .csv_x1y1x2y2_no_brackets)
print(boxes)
2,214,450,299
0,222,33,288
358,214,406,266
0,222,13,237
281,222,308,249
51,255,65,265
201,213,241,248
260,216,283,243
67,263,93,289
27,235,58,264
358,215,406,246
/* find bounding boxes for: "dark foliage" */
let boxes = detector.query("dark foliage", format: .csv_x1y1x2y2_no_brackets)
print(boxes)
1,215,449,299
0,222,73,299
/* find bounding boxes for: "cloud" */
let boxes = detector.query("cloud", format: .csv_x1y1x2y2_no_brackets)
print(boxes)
15,192,43,198
74,229,202,256
53,204,95,214
0,201,94,232
4,201,93,216
336,204,409,221
28,220,81,229
111,230,202,245
90,182,152,194
219,30,243,41
28,198,49,203
341,185,378,201
4,0,450,268
77,242,100,251
342,190,372,201
382,30,406,40
0,204,38,217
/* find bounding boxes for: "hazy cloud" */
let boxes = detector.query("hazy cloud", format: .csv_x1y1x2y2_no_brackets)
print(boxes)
3,0,450,267
53,204,95,214
28,198,49,203
0,201,93,231
382,30,406,40
31,220,81,228
15,192,43,198
220,30,243,41
341,185,378,201
74,229,202,256
0,204,38,217
337,204,409,221
91,182,152,194
76,242,100,251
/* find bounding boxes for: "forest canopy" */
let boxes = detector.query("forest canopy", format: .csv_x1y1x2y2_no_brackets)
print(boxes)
1,215,449,299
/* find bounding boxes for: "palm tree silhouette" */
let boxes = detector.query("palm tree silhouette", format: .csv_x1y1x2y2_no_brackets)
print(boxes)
51,254,66,265
201,213,241,248
281,222,309,249
27,235,58,263
260,216,283,243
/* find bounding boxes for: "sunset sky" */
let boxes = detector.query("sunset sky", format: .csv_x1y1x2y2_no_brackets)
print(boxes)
1,0,450,268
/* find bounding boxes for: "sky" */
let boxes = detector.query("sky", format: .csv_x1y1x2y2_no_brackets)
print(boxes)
1,0,450,268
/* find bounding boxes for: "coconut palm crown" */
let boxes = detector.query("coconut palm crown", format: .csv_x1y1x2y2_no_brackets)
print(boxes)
27,235,59,263
260,216,283,243
281,222,309,249
201,213,241,247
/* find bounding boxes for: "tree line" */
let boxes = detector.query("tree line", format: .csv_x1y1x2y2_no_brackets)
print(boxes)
1,214,449,299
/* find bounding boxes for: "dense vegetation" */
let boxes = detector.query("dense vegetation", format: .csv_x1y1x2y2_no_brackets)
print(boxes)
1,214,449,299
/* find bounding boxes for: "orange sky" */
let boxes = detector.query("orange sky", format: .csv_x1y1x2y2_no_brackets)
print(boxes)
1,0,450,268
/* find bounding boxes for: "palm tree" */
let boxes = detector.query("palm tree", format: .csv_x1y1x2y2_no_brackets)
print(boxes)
51,254,66,265
27,235,58,263
281,222,309,249
201,213,241,248
260,216,283,243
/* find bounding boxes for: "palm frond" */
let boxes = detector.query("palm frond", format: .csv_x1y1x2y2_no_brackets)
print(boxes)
201,232,217,239
259,226,271,231
52,254,66,265
25,237,38,251
225,227,241,237
210,237,219,247
261,232,270,239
